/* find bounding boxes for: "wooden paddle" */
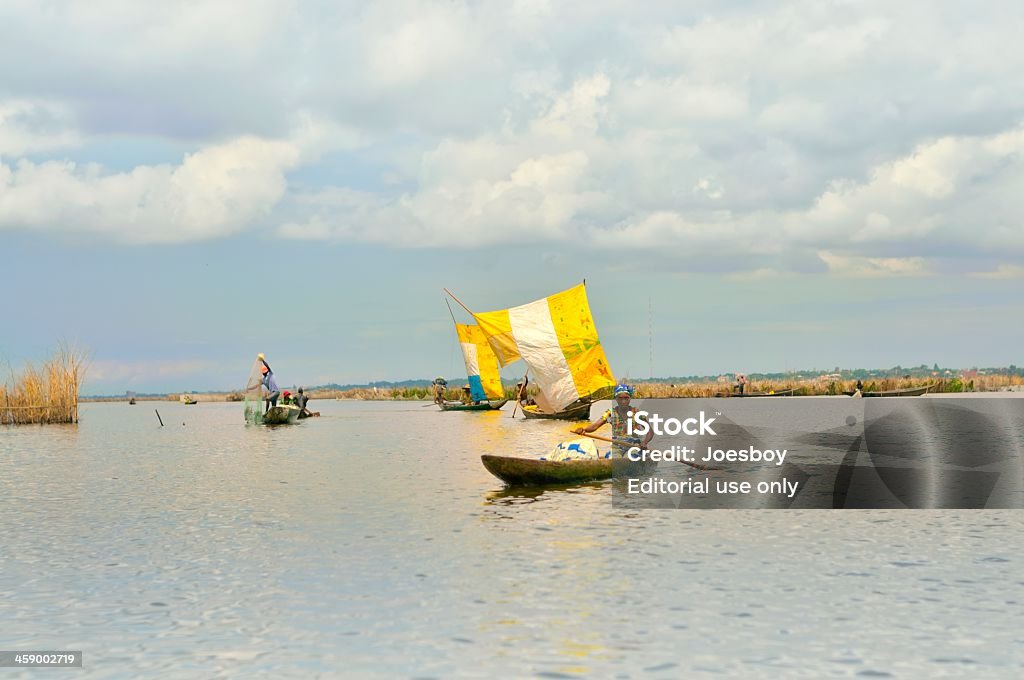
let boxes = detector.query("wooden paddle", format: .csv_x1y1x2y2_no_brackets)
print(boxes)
571,430,718,471
511,370,529,418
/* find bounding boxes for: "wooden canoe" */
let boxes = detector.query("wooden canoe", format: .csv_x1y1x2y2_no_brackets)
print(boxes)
263,404,301,424
842,384,934,397
481,454,656,486
727,388,797,398
520,400,592,420
438,399,508,411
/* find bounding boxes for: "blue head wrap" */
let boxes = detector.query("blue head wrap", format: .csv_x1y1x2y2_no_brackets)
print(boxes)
614,383,634,397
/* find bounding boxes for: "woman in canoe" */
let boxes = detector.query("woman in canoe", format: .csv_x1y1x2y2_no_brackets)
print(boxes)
572,383,653,457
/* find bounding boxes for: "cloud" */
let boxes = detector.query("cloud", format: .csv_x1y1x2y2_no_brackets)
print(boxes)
86,358,216,388
817,251,931,278
0,107,368,243
1,135,301,243
1,1,1024,275
970,264,1024,280
0,100,81,156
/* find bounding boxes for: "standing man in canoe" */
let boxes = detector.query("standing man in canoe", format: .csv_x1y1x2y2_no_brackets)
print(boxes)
515,376,534,407
295,387,311,416
432,377,447,405
257,353,280,414
572,384,653,458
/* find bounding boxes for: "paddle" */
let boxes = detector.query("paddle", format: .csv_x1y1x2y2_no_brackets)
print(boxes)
572,430,718,471
511,370,528,418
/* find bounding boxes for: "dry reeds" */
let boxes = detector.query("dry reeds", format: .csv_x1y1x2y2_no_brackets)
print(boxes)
1,346,86,425
143,373,1023,404
632,373,1024,398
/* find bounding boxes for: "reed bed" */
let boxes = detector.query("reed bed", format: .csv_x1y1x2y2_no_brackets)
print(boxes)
179,373,1024,403
1,347,86,425
633,374,1024,398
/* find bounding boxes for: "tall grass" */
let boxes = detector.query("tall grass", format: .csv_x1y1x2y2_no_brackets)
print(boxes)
247,373,1024,402
633,374,1024,398
1,346,86,424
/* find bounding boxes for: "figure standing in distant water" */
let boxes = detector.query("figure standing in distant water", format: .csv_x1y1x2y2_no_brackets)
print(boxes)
258,353,280,413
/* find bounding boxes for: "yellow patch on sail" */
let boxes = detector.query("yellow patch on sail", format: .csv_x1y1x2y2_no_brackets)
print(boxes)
473,309,520,366
547,284,616,401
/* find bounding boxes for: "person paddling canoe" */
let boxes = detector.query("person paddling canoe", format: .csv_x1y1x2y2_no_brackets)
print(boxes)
572,383,653,457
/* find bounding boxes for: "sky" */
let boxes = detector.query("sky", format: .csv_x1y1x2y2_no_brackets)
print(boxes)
2,1,1023,394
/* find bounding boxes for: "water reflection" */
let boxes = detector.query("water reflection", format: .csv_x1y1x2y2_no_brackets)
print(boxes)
484,481,607,505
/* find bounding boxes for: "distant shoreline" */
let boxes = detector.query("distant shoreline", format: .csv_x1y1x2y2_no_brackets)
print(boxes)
81,374,1024,403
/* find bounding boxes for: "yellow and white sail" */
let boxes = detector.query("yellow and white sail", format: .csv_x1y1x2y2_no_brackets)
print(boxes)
473,283,615,412
456,323,505,401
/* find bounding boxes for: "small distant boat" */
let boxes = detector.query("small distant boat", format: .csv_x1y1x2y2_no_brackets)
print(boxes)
128,398,136,405
481,454,656,486
520,400,592,420
180,395,198,405
843,384,935,397
262,404,301,424
439,399,508,412
730,388,797,398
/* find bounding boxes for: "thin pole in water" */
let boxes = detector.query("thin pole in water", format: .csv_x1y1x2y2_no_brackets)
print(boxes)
649,296,653,380
155,409,164,427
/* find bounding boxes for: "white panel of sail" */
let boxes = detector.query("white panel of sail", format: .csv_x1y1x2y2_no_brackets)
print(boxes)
460,342,479,376
508,298,580,411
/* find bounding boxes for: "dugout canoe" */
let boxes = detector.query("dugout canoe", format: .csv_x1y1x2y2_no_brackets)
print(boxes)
735,388,797,397
842,384,935,397
262,404,301,425
481,454,656,486
519,400,592,420
439,399,508,412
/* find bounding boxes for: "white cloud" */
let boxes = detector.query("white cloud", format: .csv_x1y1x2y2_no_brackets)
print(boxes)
0,135,300,243
817,251,931,278
0,100,80,156
0,108,368,243
1,0,1023,275
531,74,611,138
364,5,479,88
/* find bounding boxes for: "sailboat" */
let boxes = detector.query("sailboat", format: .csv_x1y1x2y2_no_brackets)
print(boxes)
456,282,615,420
438,322,509,412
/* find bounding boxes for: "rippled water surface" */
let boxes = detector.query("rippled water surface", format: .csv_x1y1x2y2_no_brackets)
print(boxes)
2,401,1024,678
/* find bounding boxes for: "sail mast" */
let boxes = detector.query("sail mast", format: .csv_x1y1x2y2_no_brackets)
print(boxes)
444,288,475,316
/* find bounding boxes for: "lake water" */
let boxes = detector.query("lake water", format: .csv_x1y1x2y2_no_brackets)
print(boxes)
2,400,1024,678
